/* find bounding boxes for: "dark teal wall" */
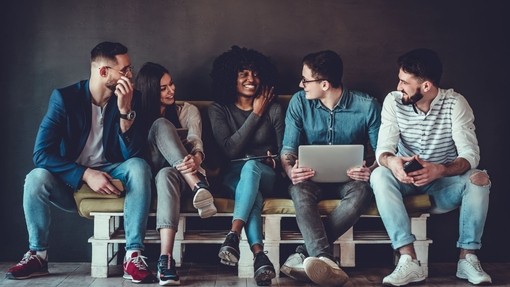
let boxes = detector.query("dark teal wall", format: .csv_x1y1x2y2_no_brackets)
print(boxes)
1,0,508,263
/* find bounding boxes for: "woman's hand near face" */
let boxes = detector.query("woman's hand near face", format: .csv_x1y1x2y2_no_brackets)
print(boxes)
253,86,275,116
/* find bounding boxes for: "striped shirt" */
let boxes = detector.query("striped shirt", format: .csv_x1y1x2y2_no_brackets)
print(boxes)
376,88,480,168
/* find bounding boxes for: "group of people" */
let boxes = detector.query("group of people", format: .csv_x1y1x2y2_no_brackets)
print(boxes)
5,41,492,287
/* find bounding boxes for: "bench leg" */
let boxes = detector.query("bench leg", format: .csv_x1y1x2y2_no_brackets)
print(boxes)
338,227,355,267
91,241,109,278
238,229,253,278
173,217,186,267
262,216,281,276
414,241,430,277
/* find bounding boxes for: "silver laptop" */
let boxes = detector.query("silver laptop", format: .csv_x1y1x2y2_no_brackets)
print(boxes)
298,144,364,183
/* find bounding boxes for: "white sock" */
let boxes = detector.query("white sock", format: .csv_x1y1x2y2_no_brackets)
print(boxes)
36,250,48,261
125,250,141,259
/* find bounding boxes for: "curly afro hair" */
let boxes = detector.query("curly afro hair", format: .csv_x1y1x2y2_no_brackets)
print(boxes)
210,45,278,105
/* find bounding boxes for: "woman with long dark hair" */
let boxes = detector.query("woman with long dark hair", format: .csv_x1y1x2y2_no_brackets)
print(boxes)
136,62,216,286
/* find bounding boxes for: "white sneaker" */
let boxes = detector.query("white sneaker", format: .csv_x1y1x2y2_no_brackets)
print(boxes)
456,254,492,285
303,256,348,286
280,252,310,282
382,254,426,286
192,187,217,218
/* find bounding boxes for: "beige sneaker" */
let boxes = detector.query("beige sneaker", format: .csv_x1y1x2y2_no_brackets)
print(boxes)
382,254,426,286
280,252,311,282
192,187,217,218
456,254,492,285
303,256,348,286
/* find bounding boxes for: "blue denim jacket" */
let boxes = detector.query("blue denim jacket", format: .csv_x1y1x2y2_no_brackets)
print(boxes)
281,89,381,156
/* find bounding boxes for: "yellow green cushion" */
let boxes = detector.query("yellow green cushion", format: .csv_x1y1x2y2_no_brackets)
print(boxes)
261,194,431,216
75,184,431,219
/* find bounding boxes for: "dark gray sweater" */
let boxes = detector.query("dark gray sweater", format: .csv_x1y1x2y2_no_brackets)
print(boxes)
208,102,284,160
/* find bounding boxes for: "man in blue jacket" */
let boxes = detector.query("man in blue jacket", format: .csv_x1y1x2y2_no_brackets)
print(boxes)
6,42,156,283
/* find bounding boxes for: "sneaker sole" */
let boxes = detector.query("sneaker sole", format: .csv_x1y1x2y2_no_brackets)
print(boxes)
280,264,311,282
159,278,181,286
193,189,213,209
383,276,426,286
218,247,239,266
255,266,276,286
198,204,217,218
193,189,217,218
456,272,492,285
304,258,349,286
5,270,49,280
157,271,181,286
123,273,158,283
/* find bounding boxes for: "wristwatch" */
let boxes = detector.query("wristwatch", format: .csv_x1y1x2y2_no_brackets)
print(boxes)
119,110,136,121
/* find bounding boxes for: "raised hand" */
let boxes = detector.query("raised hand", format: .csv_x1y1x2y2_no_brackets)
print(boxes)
253,86,275,116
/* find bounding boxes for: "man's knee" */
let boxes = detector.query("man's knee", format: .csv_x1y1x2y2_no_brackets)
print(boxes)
25,168,52,192
126,157,152,178
469,170,490,186
289,181,318,201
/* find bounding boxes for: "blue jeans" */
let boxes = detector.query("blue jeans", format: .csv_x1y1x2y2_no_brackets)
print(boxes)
222,160,276,247
23,157,152,251
289,180,373,258
370,166,490,250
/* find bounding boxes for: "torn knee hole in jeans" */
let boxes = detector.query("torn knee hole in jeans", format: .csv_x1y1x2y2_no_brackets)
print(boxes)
469,171,489,186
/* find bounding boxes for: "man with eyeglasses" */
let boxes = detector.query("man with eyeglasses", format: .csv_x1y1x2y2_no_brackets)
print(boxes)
370,48,492,286
280,50,381,286
6,41,156,283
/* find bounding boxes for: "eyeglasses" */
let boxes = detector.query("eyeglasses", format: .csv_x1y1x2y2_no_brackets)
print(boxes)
104,66,134,76
301,77,327,86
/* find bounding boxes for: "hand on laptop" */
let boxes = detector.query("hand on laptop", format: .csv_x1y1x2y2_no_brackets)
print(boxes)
289,159,315,185
347,160,370,182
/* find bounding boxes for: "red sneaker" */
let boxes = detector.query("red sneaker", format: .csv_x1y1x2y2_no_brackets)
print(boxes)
5,250,49,280
123,252,157,283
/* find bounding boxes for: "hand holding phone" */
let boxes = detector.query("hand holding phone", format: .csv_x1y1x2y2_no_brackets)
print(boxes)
403,158,423,173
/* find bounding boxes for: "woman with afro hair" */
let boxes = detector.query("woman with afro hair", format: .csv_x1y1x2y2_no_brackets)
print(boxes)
208,46,284,286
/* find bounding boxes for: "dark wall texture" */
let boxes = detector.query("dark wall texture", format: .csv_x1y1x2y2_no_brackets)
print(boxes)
1,0,508,263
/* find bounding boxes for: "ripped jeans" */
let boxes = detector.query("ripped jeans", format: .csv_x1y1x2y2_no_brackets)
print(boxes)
370,167,490,250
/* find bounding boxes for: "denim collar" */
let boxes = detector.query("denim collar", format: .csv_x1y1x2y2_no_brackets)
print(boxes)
311,87,351,111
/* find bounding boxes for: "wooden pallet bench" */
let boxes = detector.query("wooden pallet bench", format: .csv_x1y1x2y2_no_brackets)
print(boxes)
76,188,432,278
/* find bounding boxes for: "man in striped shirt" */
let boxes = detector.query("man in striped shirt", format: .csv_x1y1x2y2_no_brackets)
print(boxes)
370,48,492,286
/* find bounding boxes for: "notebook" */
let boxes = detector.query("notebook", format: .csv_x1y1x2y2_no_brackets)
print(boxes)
298,144,364,183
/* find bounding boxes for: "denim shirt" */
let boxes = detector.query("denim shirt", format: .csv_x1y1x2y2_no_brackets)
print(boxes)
281,89,381,156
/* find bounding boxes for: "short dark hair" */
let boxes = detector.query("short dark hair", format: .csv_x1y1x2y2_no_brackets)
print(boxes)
397,48,442,86
210,45,278,105
302,50,343,88
135,62,169,126
90,41,128,63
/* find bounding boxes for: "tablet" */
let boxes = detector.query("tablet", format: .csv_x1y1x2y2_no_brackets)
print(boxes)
298,144,364,183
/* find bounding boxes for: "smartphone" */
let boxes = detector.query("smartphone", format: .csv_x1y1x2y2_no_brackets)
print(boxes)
403,159,423,173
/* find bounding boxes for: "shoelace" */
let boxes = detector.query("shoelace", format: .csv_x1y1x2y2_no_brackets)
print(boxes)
159,258,174,273
131,255,149,270
391,259,413,276
467,258,484,272
226,233,240,244
17,252,38,266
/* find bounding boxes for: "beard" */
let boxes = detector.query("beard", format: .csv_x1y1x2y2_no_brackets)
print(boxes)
401,88,424,105
106,81,117,93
